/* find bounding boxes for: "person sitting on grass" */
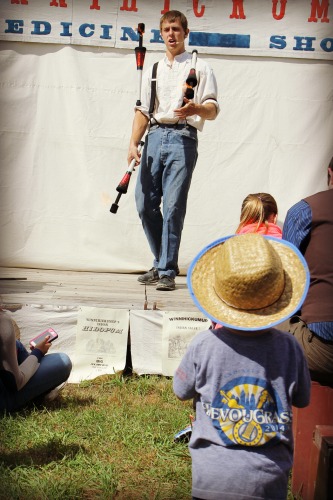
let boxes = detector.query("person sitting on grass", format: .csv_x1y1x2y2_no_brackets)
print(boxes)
0,309,72,413
173,233,311,500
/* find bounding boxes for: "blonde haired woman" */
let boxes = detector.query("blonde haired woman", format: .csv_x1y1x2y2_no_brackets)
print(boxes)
236,193,282,238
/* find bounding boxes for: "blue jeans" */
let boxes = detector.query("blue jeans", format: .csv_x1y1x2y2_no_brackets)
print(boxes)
135,124,198,277
0,340,72,412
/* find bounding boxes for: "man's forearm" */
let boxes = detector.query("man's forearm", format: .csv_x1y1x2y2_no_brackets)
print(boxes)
195,102,218,120
130,110,149,147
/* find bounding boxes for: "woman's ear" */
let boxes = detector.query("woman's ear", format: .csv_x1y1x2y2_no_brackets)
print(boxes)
268,213,277,224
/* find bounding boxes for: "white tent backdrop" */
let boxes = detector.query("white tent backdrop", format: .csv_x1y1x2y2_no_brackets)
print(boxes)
0,39,332,273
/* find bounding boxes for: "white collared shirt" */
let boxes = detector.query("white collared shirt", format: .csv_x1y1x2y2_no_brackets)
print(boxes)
135,51,219,132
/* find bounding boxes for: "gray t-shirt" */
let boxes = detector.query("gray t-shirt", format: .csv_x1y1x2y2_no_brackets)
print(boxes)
173,327,311,500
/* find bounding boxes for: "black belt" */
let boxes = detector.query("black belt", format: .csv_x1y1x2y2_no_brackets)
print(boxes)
149,122,196,131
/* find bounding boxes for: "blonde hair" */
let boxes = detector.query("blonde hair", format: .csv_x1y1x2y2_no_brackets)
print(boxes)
236,193,278,234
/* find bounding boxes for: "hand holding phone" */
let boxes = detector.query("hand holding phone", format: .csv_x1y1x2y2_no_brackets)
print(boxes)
30,328,58,348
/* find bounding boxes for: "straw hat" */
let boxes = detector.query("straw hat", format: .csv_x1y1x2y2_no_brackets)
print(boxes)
187,234,310,331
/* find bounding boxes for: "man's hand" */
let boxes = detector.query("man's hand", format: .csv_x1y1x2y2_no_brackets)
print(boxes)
127,110,148,166
127,143,141,166
173,98,197,119
174,100,217,120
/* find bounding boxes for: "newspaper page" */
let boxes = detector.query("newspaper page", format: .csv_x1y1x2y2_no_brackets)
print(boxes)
162,311,211,376
130,310,164,376
70,306,129,383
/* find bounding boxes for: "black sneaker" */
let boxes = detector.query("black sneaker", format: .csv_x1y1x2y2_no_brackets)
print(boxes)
138,267,159,284
156,275,175,291
174,424,192,443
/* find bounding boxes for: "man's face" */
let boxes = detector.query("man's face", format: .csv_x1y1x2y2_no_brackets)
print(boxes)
160,18,188,53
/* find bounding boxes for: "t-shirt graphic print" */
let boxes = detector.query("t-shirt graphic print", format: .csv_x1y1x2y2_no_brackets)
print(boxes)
202,376,291,447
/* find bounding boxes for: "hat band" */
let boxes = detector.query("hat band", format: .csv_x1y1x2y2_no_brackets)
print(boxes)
213,284,284,312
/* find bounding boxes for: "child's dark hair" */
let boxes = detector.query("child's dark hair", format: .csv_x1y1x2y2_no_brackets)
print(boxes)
329,156,333,170
328,156,333,185
236,193,278,234
160,10,188,32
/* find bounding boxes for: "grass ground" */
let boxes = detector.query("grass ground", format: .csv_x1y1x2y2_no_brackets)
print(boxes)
0,373,295,500
0,374,193,500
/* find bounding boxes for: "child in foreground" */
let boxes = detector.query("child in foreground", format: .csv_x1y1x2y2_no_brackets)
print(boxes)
174,194,281,438
173,233,311,500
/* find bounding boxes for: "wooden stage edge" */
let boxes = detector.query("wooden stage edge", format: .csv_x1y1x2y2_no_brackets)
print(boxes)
0,267,197,313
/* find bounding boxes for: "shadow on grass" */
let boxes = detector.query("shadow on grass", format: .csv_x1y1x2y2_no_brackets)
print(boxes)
42,394,97,409
20,394,98,413
0,395,97,423
0,439,85,468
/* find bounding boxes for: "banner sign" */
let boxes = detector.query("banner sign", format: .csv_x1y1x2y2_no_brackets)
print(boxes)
0,0,332,59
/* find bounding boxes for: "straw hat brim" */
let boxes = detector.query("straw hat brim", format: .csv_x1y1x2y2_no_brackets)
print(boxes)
187,235,310,331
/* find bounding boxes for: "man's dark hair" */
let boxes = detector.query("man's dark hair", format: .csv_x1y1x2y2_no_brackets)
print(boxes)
160,10,188,32
328,156,333,185
329,156,333,171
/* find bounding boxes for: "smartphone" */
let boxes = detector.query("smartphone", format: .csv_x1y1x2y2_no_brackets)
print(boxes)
30,328,58,347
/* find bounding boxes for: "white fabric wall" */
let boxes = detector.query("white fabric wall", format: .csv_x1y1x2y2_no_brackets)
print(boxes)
0,41,332,273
